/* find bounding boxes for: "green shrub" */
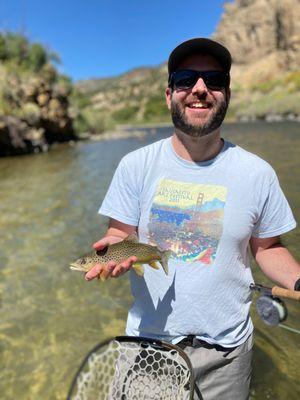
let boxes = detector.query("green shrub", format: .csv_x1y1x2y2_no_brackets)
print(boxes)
0,35,6,60
4,33,28,62
0,94,11,114
71,89,91,109
0,32,59,73
251,79,280,93
73,108,106,134
73,112,90,134
143,95,169,121
112,105,139,123
26,43,47,72
284,71,300,91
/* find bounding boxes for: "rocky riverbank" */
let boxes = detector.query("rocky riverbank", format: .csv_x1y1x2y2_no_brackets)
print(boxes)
0,33,77,157
1,0,299,157
0,71,77,156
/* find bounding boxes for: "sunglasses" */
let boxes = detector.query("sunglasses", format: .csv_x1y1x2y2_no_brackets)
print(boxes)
168,69,230,91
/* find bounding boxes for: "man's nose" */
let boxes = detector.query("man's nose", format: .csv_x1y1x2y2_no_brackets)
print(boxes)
191,78,208,96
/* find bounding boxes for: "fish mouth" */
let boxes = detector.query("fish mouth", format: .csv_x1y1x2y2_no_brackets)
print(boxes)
70,263,80,270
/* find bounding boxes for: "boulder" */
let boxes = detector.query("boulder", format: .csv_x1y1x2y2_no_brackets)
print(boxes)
0,68,77,156
0,115,47,156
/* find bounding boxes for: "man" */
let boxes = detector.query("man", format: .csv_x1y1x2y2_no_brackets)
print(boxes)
85,38,300,399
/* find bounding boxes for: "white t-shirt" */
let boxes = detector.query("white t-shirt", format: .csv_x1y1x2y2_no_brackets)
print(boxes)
99,137,296,347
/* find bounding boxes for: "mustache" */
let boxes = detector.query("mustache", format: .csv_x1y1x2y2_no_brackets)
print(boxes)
170,97,229,137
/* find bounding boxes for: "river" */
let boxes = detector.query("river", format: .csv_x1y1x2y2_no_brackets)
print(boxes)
0,122,299,399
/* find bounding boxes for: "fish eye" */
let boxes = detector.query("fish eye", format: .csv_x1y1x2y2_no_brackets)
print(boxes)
81,259,87,264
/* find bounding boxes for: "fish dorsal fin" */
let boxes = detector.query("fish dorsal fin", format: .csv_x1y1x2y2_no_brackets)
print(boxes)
124,233,139,243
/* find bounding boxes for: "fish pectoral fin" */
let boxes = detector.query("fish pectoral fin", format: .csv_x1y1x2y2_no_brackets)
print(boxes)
124,233,139,243
132,264,144,277
148,261,160,270
99,269,110,282
92,264,110,282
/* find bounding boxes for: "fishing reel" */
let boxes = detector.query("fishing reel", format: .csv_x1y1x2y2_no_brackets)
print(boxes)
250,283,300,334
255,294,287,326
250,283,289,326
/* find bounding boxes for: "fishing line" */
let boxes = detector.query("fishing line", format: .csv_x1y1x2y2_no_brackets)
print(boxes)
278,324,300,335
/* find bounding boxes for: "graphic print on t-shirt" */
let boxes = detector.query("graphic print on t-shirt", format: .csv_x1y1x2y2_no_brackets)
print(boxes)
147,179,227,264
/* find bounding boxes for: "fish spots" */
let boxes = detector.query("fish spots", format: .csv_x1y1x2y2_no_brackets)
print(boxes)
70,235,170,276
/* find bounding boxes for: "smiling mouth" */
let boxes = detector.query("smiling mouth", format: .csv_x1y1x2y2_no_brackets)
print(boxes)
187,101,210,109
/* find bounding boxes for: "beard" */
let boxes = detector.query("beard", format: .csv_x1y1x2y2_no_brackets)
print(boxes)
170,96,229,137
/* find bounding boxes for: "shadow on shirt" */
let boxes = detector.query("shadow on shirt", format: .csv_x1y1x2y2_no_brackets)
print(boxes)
132,272,176,337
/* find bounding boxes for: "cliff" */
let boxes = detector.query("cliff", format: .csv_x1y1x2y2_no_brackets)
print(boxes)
214,0,299,70
78,0,300,126
0,33,77,156
213,0,300,121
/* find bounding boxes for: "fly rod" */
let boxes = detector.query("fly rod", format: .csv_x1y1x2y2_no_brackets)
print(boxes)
250,283,300,301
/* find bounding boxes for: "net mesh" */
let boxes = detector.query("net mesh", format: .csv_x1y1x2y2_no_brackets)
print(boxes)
68,338,193,400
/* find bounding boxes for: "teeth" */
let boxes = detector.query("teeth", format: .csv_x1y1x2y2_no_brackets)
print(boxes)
190,102,207,108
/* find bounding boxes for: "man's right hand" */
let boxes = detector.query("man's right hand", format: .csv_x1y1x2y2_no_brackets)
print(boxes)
84,235,137,281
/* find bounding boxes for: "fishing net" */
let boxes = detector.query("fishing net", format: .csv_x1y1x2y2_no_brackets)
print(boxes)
67,336,196,400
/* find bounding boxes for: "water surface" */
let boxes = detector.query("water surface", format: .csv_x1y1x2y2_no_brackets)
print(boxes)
0,122,299,399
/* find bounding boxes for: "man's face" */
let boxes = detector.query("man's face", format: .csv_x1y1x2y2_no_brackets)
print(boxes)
165,54,230,137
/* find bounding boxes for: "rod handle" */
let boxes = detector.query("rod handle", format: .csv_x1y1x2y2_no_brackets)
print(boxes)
271,286,300,301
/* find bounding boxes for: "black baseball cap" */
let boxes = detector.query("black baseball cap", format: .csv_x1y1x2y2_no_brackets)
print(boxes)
168,38,232,74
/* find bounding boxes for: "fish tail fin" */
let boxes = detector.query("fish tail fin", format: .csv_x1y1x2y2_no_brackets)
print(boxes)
159,250,171,275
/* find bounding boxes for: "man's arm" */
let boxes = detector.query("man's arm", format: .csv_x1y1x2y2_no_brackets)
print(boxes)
85,218,138,281
250,236,300,290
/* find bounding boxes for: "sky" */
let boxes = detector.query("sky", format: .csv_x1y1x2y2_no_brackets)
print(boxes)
0,0,230,81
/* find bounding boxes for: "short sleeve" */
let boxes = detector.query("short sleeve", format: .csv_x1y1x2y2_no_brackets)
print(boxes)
99,156,141,226
252,173,296,238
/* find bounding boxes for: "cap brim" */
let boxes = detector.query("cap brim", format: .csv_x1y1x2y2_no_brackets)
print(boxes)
168,38,232,74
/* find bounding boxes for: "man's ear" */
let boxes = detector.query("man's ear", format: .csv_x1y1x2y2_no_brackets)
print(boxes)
226,87,231,104
165,87,172,110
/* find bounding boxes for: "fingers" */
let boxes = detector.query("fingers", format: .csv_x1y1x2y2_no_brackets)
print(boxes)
99,261,117,281
85,261,115,281
85,263,103,280
93,235,124,250
111,256,138,278
92,237,111,250
85,256,138,281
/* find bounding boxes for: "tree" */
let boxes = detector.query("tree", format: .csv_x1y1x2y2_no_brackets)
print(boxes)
28,43,47,71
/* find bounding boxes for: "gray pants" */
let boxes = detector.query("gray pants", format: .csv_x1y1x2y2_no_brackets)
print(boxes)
180,334,253,400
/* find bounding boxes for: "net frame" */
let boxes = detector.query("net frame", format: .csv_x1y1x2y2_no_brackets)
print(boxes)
67,335,199,400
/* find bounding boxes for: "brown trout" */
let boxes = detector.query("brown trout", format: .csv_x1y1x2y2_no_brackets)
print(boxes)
70,234,170,281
